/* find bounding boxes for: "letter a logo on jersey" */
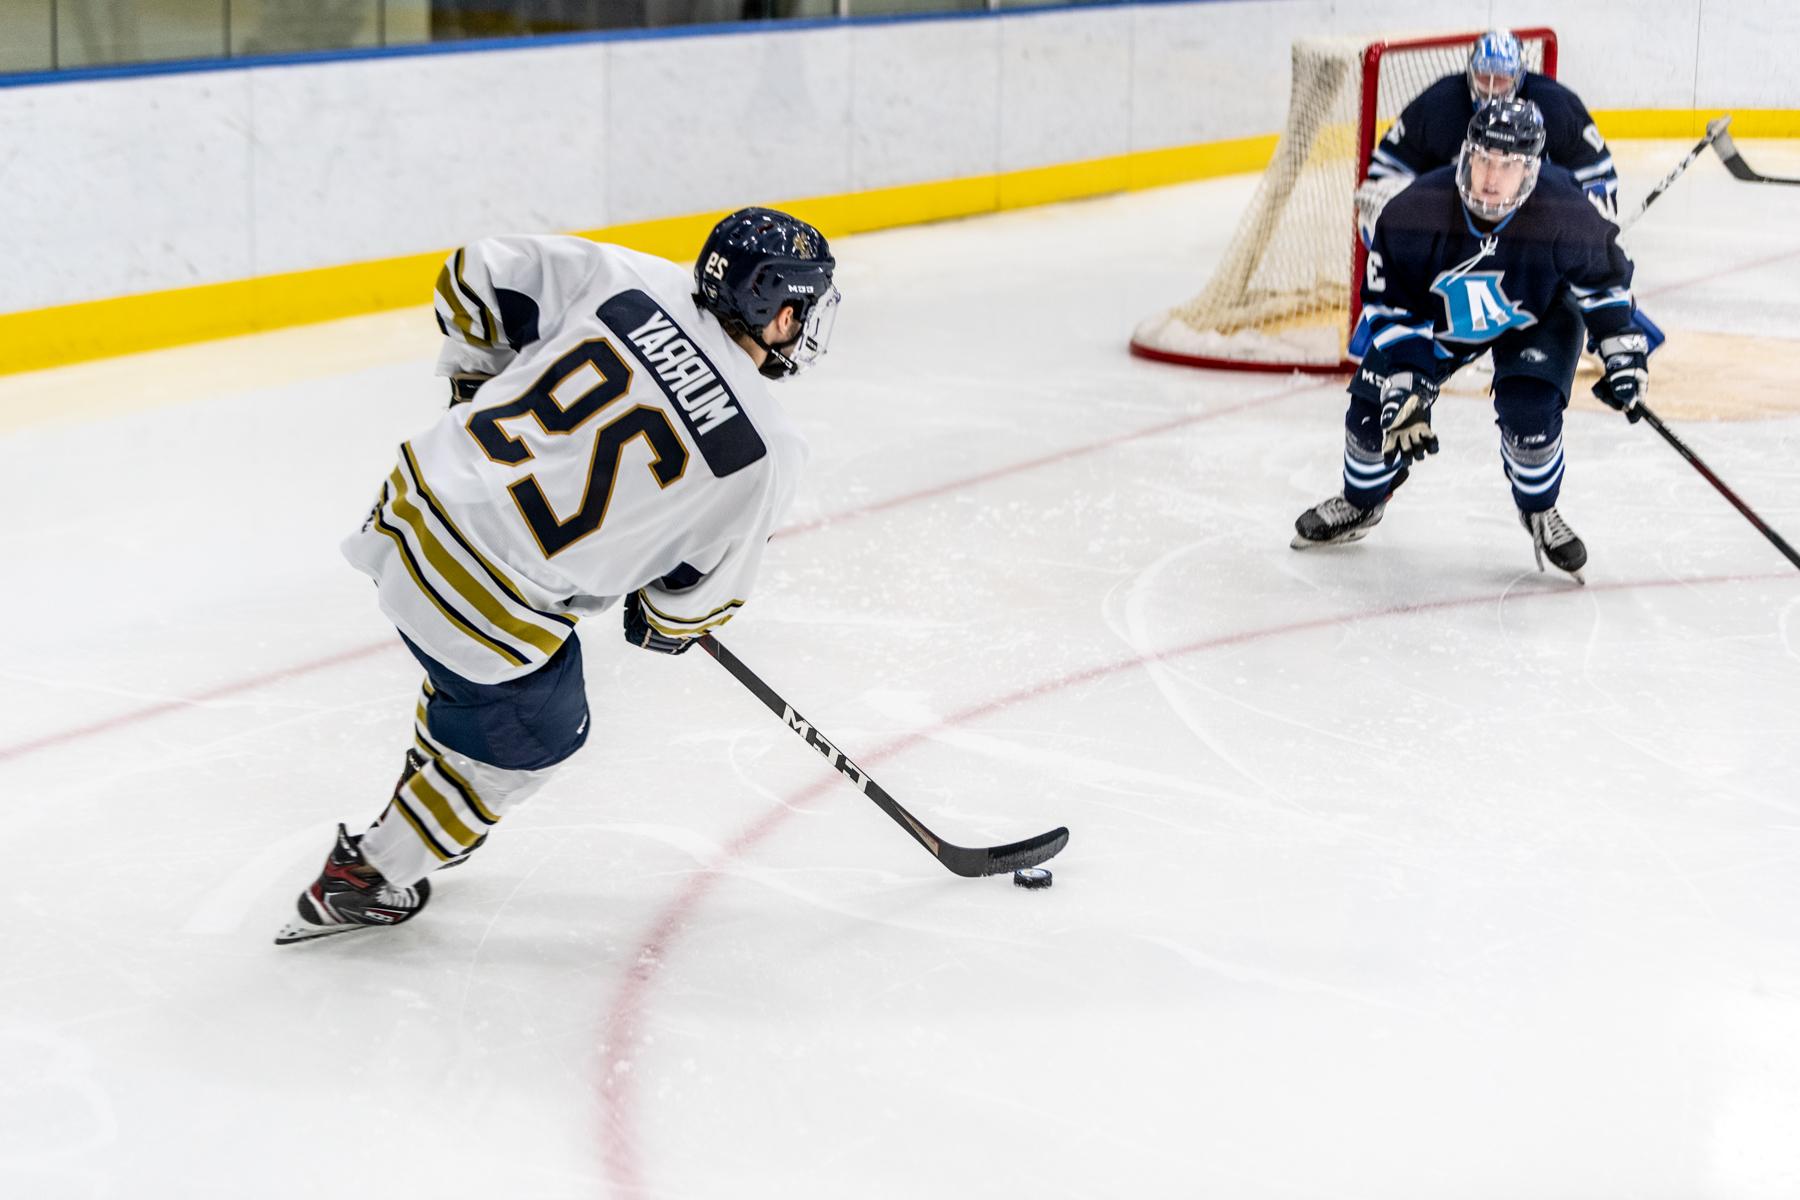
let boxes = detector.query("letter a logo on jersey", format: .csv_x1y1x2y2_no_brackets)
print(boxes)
1430,270,1536,343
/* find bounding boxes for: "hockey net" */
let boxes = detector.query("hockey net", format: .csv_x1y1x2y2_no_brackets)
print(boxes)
1131,28,1556,373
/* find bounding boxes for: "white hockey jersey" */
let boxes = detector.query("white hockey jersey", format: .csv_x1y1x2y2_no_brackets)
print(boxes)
344,235,809,684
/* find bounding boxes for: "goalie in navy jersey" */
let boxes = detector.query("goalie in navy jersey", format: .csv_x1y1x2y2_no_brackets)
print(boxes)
1356,30,1665,358
1360,30,1618,229
1292,99,1651,581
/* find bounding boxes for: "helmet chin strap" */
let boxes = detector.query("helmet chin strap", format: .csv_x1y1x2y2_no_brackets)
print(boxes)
750,329,800,379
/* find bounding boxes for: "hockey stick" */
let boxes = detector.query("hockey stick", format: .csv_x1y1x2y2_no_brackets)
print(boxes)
1617,116,1732,232
696,634,1070,877
1635,401,1800,572
1713,118,1800,186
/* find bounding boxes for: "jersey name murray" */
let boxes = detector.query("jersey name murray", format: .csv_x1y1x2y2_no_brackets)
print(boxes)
599,289,766,478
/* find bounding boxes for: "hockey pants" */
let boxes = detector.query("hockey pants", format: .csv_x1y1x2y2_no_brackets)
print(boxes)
360,633,590,887
1343,302,1581,514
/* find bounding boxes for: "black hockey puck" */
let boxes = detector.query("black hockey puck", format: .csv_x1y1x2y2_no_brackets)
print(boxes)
1012,868,1053,889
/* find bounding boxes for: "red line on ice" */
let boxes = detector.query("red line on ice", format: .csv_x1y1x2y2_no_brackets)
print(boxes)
0,386,1304,765
0,641,391,765
595,569,1791,1197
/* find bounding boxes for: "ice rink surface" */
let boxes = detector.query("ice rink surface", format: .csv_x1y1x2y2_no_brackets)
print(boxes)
4,141,1800,1199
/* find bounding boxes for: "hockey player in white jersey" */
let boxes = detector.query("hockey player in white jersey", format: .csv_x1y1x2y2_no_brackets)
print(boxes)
277,207,839,943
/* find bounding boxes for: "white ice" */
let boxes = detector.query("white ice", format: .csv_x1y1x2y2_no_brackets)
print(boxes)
3,141,1800,1200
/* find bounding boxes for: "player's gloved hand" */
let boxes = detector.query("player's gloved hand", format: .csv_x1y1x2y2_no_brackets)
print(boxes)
622,591,696,655
1354,176,1409,249
1592,333,1648,422
1379,371,1441,462
449,373,492,407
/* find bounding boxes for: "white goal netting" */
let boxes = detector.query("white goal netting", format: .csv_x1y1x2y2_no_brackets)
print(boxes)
1131,29,1554,373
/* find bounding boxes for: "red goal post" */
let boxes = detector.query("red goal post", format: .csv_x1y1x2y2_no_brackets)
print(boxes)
1130,27,1557,374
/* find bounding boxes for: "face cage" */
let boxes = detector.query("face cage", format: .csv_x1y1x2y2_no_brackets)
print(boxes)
1455,145,1541,221
780,285,840,374
1466,58,1523,104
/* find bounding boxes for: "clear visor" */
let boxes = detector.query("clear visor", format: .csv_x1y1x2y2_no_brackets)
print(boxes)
785,285,840,372
1467,145,1533,173
1456,144,1540,220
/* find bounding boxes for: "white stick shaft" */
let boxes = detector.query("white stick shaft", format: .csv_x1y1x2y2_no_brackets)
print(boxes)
1617,116,1732,233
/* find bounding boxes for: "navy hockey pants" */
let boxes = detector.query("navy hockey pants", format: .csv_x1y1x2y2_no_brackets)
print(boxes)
1342,300,1583,514
402,631,590,771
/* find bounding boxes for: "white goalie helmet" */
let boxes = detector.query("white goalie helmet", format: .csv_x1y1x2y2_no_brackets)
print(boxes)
1467,30,1526,104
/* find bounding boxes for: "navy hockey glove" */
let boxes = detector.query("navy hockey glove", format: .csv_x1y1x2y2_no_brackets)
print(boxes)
1592,334,1648,422
448,373,492,407
1379,372,1440,463
623,591,695,655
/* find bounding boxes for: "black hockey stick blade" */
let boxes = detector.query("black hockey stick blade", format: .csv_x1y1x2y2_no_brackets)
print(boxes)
939,825,1071,877
696,634,1070,877
1712,117,1800,186
1636,402,1800,573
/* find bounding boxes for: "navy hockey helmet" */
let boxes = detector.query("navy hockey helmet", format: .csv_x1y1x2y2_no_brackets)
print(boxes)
695,207,840,378
1456,98,1546,221
1467,29,1526,104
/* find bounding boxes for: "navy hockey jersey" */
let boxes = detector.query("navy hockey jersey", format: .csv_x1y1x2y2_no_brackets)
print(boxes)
1368,73,1618,215
1358,164,1642,379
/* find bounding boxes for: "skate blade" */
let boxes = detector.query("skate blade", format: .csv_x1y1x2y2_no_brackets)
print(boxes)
274,918,362,945
1290,528,1370,550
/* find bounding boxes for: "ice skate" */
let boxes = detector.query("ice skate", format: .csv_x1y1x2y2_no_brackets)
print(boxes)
1291,494,1388,549
275,824,431,945
1520,507,1587,583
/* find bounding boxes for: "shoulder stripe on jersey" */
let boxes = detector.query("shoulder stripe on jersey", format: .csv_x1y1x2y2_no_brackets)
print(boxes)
435,255,490,349
452,248,498,347
371,500,531,668
1571,157,1615,181
399,444,575,630
386,467,567,656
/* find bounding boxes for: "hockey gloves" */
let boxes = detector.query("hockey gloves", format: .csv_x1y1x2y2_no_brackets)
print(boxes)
623,591,695,655
448,372,492,407
1592,333,1648,422
1379,372,1441,463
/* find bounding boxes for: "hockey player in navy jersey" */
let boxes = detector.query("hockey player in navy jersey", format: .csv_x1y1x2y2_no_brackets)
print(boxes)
1355,30,1666,358
276,208,840,943
1292,99,1650,581
1361,30,1618,228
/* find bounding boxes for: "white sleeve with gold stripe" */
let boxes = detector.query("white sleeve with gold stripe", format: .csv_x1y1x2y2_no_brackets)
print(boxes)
348,237,809,684
634,541,751,642
342,443,583,683
432,235,608,378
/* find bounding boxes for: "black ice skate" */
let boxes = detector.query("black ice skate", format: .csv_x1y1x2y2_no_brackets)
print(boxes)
274,824,431,945
1520,507,1587,583
1291,495,1388,549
